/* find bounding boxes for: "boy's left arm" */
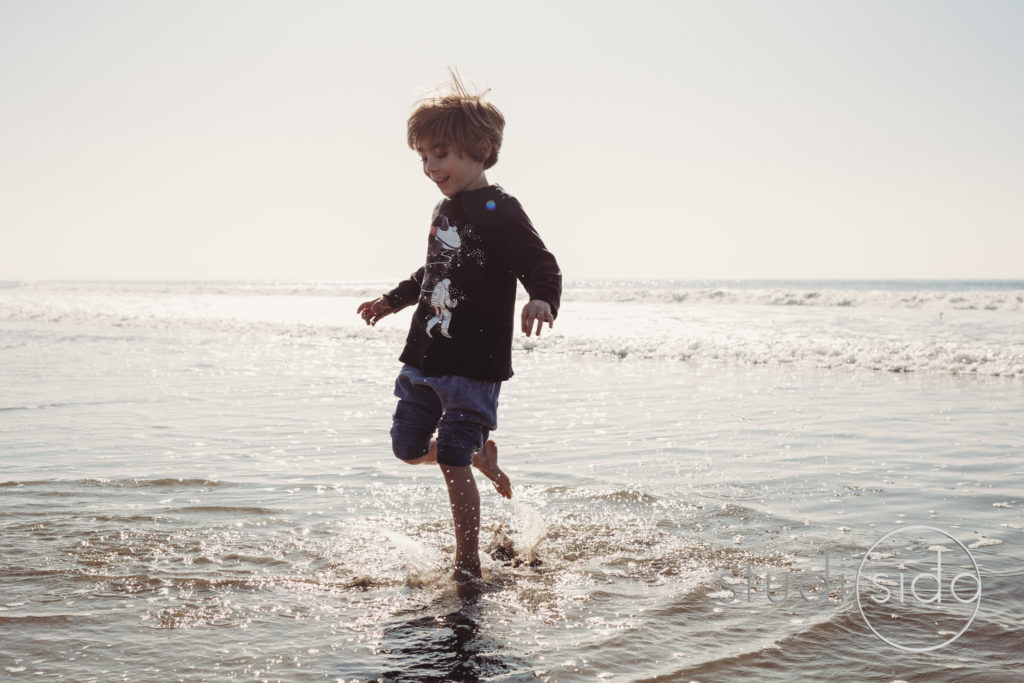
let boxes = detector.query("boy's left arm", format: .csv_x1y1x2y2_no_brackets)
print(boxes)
494,207,562,337
520,298,554,337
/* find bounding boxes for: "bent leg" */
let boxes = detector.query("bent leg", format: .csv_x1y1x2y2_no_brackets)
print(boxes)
390,367,442,464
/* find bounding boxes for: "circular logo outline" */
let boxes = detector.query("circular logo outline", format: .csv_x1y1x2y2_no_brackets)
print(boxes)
855,525,982,652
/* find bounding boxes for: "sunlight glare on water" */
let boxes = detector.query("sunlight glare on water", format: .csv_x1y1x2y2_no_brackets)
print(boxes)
1,280,1021,680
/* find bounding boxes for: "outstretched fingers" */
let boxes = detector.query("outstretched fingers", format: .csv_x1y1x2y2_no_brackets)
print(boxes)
520,300,554,337
357,297,393,326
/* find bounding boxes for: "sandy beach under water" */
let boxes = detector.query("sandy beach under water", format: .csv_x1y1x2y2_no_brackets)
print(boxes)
1,280,1022,681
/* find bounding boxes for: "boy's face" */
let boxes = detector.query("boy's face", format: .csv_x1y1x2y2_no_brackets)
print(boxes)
417,139,488,197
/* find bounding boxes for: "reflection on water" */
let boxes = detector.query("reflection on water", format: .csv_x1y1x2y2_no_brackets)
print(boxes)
376,587,531,682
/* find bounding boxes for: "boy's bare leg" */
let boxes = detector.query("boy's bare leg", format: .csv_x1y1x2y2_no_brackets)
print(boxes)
439,464,481,580
472,440,512,499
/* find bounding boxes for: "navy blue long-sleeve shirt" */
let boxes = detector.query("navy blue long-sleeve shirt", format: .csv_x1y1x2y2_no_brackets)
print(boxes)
383,185,562,382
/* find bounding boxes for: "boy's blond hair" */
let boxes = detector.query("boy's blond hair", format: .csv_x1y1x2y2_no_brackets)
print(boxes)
407,71,505,170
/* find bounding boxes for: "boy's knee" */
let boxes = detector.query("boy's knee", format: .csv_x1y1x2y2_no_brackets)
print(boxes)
391,437,429,462
390,392,439,462
435,414,487,467
390,423,431,462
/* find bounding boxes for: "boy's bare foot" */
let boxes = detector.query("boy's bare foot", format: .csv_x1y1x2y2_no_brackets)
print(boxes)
472,440,512,499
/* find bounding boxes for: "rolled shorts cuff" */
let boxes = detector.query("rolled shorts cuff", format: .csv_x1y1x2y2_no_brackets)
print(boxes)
391,364,501,467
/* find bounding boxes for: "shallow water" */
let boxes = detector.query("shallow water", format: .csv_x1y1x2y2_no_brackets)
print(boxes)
2,282,1023,681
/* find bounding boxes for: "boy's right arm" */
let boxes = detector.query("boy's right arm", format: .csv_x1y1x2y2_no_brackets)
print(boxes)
356,297,394,326
356,267,424,326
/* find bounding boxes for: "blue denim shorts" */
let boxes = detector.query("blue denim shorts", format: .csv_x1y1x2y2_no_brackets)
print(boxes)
390,364,501,467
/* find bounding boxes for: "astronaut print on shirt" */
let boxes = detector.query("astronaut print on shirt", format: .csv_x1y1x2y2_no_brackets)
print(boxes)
422,212,464,339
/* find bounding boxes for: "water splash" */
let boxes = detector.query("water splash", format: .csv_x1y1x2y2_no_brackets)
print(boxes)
513,501,547,562
379,530,446,587
481,502,547,568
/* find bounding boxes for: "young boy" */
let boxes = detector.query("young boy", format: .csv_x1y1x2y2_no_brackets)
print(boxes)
356,75,561,581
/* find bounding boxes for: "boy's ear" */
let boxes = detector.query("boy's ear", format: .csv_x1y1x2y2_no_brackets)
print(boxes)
478,139,492,161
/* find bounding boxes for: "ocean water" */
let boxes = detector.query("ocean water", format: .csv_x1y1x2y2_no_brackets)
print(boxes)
1,279,1022,682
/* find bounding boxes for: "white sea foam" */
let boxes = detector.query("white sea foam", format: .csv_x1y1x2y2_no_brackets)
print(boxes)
7,279,1024,311
563,281,1024,312
2,280,1022,378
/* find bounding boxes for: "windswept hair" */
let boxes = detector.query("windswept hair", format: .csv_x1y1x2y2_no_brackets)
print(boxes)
407,69,505,169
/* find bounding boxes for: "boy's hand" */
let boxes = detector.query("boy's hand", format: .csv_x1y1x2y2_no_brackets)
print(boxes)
357,297,394,326
521,299,553,337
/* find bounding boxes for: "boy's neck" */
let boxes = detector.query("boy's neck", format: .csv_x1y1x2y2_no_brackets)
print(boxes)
465,172,489,193
450,178,492,198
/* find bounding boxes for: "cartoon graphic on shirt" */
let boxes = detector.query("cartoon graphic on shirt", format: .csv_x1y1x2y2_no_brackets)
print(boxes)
423,213,461,339
425,214,461,270
426,277,457,338
433,214,461,250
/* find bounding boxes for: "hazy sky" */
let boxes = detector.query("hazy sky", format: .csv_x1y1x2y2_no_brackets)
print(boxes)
2,0,1022,281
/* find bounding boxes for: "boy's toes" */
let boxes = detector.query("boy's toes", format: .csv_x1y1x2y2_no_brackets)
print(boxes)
492,473,512,499
474,440,513,499
486,465,513,499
